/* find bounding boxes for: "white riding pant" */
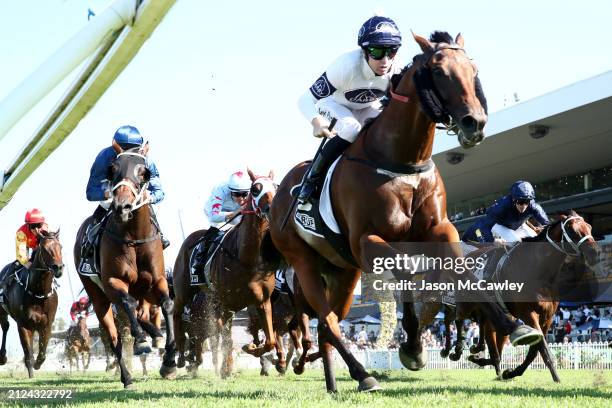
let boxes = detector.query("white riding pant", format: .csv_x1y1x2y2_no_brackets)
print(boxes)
315,98,381,142
491,223,536,243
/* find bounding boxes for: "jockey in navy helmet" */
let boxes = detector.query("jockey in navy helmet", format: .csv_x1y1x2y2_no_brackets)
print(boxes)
463,181,550,243
297,16,403,203
83,125,169,254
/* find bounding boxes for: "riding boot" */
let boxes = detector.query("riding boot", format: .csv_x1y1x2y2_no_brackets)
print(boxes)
298,136,352,204
192,227,220,282
150,208,170,249
81,205,108,259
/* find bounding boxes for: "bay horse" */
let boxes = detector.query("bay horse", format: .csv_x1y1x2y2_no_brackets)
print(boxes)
73,150,176,388
269,31,539,392
65,315,92,372
465,211,598,382
172,169,279,378
0,230,64,378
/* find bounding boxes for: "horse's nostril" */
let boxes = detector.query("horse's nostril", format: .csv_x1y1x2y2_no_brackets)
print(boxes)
460,115,477,132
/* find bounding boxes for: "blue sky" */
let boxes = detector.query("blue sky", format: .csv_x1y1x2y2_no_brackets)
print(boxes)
0,0,611,356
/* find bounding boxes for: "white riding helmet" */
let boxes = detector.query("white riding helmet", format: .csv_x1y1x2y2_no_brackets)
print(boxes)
227,171,251,192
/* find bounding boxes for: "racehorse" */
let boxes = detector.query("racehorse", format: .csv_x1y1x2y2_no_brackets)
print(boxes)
465,211,598,381
74,150,176,388
173,169,279,378
65,315,92,372
0,230,63,378
269,31,536,392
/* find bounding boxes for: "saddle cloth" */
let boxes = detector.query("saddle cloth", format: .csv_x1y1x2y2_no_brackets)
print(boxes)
293,157,358,267
188,229,230,287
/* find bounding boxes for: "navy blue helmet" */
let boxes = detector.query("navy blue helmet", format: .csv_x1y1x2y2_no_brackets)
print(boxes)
510,180,535,201
357,16,402,48
113,125,144,149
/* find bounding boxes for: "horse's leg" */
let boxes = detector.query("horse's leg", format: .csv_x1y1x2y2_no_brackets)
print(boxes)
400,302,426,370
294,312,312,375
539,339,561,383
274,332,287,374
219,315,234,379
288,319,303,369
173,299,187,369
94,297,133,388
469,312,486,354
17,326,34,378
0,314,9,365
244,298,276,358
140,354,147,376
440,305,452,358
153,284,177,379
318,328,337,393
468,320,502,378
114,290,151,356
502,311,542,380
34,324,51,370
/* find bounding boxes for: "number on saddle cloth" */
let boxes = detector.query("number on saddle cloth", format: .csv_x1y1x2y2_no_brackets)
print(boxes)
189,228,224,286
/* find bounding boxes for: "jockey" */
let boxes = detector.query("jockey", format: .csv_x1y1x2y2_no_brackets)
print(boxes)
83,125,169,257
462,180,550,244
297,16,403,203
70,296,92,323
191,170,250,280
0,209,48,299
16,208,49,268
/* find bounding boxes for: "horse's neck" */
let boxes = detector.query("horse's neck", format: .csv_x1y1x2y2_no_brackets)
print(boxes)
366,64,437,165
513,239,567,282
112,205,153,238
235,214,267,266
29,255,53,295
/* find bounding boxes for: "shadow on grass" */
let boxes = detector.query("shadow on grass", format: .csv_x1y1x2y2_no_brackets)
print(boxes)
380,384,612,400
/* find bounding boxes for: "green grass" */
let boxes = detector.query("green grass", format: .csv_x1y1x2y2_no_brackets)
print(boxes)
0,368,610,407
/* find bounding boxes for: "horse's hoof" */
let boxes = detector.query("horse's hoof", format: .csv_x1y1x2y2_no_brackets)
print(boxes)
510,325,543,346
467,355,476,363
134,341,152,356
124,382,135,390
153,337,165,349
275,361,287,375
358,376,382,392
160,364,177,380
449,351,462,362
501,369,513,380
440,349,450,358
0,355,6,365
469,344,483,354
293,365,305,375
399,343,426,371
177,357,185,369
260,368,269,376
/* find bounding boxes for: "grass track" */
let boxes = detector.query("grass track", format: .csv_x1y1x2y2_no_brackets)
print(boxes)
0,369,610,407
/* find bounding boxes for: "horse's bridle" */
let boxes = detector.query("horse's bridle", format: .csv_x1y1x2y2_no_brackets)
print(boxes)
242,177,277,221
111,152,150,214
545,216,593,257
15,241,61,299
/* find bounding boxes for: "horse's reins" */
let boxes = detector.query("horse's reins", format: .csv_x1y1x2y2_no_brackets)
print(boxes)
14,248,59,299
545,216,593,257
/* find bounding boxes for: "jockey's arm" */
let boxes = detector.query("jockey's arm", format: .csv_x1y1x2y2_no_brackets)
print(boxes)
86,148,113,202
530,203,550,227
204,186,232,224
146,160,164,204
15,230,30,266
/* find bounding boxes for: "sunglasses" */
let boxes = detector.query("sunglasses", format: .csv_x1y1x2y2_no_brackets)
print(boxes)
515,199,530,205
231,191,248,198
30,223,43,229
366,46,399,60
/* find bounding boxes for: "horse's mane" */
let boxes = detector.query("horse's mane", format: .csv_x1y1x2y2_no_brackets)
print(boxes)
429,31,455,45
521,210,578,242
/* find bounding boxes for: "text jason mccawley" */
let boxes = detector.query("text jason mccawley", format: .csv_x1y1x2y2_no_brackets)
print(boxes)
370,254,525,293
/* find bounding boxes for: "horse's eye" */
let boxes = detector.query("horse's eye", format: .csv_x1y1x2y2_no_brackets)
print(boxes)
432,67,444,77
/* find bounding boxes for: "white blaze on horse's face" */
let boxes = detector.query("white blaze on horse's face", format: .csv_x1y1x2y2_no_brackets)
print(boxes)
111,152,149,221
251,177,277,216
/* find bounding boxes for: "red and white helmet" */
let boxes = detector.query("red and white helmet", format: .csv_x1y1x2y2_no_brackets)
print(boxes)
227,171,250,193
79,296,89,305
25,208,45,224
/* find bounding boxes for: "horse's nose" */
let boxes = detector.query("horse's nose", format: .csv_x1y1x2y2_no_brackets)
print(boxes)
460,113,486,133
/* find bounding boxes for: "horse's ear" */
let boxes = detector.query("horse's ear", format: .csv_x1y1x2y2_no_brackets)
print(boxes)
54,228,60,239
455,33,464,48
247,167,256,182
412,31,434,53
268,170,274,180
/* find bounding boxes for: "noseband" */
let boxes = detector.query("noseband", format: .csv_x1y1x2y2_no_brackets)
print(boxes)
546,216,593,257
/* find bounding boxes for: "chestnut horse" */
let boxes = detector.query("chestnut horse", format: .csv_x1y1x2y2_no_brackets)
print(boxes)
464,211,598,382
74,150,176,388
172,169,279,378
269,31,539,392
0,231,64,377
65,315,92,372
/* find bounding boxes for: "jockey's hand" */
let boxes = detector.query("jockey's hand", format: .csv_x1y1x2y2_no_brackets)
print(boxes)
25,261,32,269
103,190,111,200
142,190,151,204
225,209,242,222
311,116,335,139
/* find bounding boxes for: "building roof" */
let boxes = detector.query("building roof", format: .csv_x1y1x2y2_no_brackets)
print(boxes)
433,70,612,203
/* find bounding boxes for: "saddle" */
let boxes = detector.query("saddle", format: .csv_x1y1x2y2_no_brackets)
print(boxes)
189,228,227,286
78,213,111,278
293,158,358,267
